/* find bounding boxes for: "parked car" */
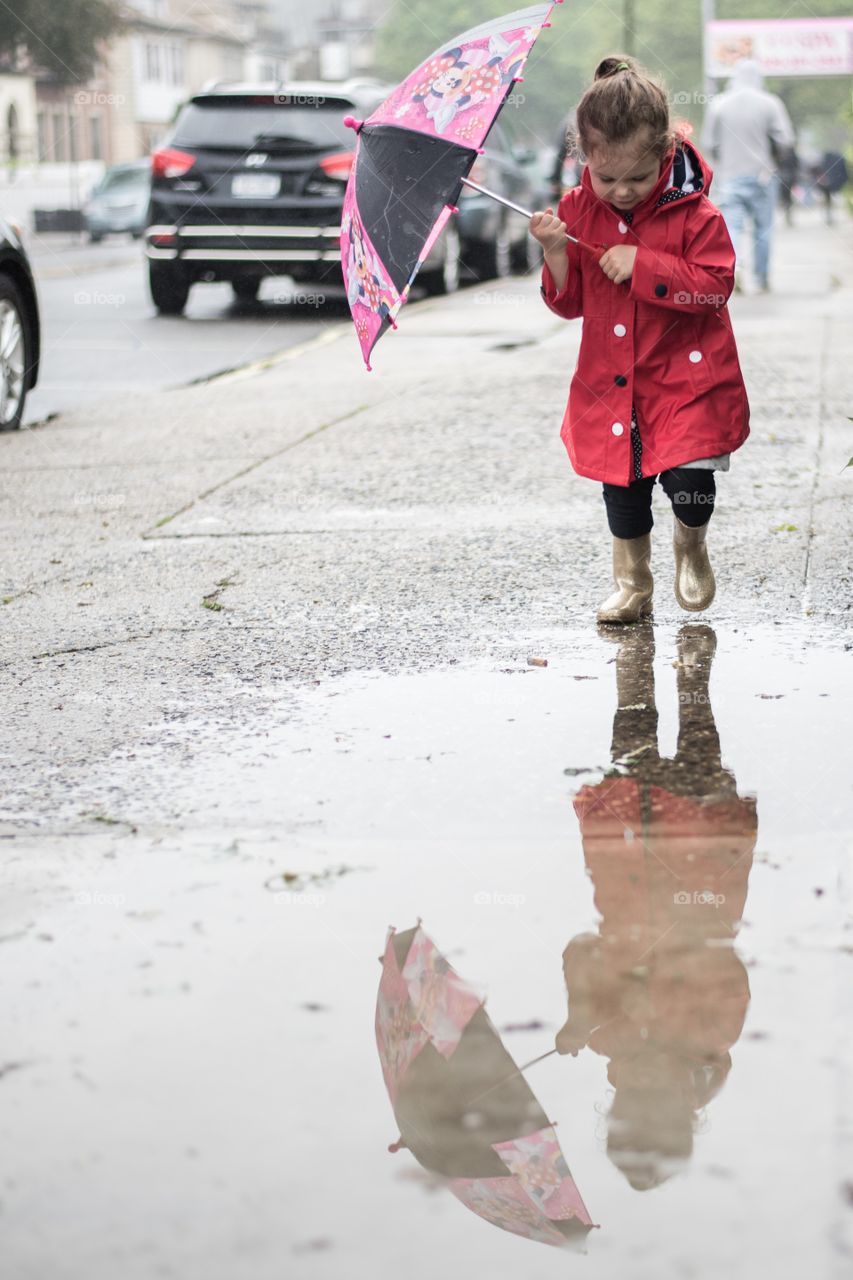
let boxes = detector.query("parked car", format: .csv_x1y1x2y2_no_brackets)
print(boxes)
0,216,40,431
438,123,540,292
84,161,151,242
144,80,390,314
144,80,540,314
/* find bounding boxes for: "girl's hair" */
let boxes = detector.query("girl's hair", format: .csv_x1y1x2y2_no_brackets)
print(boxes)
571,54,674,160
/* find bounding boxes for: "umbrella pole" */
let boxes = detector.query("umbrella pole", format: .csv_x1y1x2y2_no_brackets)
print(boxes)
467,1047,559,1106
458,176,583,247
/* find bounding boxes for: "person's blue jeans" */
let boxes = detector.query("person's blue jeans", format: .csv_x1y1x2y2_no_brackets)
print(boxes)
718,176,778,285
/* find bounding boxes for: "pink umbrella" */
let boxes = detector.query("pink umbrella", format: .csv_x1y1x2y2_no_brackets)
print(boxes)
377,923,597,1248
341,2,603,369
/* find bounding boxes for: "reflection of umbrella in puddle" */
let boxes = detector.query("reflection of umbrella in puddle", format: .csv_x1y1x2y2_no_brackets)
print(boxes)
377,923,596,1247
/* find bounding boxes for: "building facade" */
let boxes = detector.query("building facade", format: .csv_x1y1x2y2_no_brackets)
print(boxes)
31,0,288,170
282,0,384,81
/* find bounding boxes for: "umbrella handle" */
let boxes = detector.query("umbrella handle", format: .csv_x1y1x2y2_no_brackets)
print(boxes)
457,177,605,258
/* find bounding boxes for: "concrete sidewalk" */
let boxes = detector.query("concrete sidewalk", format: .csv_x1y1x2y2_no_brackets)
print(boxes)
0,207,851,1279
1,209,850,789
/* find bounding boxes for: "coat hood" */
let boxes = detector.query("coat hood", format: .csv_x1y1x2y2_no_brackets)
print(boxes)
728,58,764,91
579,134,714,219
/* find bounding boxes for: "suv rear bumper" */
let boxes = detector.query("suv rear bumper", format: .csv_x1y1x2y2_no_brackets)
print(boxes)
145,223,342,273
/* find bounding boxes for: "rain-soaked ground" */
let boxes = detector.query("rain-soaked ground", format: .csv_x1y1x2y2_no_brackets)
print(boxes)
3,618,851,1278
2,208,852,1277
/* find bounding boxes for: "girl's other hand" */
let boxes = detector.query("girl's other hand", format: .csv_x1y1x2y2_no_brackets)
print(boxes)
598,244,637,284
530,207,567,253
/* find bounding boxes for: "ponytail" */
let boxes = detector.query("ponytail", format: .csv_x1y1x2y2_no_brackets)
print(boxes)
572,54,673,159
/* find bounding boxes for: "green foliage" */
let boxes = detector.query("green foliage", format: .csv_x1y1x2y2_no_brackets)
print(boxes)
373,0,853,150
0,0,124,84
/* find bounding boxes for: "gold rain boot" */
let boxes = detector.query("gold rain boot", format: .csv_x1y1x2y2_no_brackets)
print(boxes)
673,517,716,611
596,534,653,625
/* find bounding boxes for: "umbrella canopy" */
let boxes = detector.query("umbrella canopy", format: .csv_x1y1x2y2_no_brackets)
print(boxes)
341,3,563,368
376,922,595,1248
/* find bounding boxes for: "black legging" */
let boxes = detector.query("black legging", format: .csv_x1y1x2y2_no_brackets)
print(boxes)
602,468,716,539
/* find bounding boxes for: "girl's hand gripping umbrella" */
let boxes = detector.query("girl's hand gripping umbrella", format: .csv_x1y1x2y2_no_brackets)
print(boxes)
464,174,607,258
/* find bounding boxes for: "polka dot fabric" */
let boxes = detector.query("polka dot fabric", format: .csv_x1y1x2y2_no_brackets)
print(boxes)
655,188,695,207
630,405,643,480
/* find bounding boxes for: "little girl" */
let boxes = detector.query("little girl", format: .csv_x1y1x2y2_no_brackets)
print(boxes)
531,55,750,624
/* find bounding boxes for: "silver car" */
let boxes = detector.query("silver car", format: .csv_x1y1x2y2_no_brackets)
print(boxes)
84,161,151,243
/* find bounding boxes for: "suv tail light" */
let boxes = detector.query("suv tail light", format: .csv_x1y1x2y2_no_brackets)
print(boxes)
152,147,196,180
318,151,354,182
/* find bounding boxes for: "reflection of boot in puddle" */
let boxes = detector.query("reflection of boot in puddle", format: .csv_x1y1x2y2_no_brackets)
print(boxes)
557,624,758,1190
607,624,658,769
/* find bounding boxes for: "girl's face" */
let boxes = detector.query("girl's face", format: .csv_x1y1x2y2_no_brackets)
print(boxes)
586,130,662,211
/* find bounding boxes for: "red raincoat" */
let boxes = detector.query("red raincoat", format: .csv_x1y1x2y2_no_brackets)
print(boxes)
541,139,750,486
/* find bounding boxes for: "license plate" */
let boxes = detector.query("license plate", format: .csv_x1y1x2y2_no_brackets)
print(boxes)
232,173,280,198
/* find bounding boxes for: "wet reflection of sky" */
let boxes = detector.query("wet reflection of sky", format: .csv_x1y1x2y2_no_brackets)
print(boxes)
7,621,845,1278
249,620,846,1276
377,625,759,1249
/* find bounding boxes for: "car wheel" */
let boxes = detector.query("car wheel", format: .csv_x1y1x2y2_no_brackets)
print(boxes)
149,261,190,316
232,278,262,303
468,217,512,282
0,276,30,432
421,222,461,296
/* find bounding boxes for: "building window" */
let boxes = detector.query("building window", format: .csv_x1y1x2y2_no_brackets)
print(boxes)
37,111,48,161
143,39,184,85
90,114,102,160
165,42,184,86
52,112,66,161
7,103,18,162
145,41,162,81
222,49,242,80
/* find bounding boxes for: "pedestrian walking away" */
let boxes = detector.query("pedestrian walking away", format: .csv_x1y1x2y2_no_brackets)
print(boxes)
530,55,750,625
701,60,795,292
813,149,849,226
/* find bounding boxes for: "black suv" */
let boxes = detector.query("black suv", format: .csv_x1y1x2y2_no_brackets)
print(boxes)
145,80,390,314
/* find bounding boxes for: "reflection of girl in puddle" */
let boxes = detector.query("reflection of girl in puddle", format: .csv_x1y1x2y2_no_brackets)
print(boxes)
557,625,757,1189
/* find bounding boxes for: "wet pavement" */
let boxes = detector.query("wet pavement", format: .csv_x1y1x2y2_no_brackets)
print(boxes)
1,207,852,1277
23,235,351,428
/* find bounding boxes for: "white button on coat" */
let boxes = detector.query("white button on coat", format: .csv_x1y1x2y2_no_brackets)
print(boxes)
617,220,628,234
613,323,627,337
689,350,703,363
611,422,624,436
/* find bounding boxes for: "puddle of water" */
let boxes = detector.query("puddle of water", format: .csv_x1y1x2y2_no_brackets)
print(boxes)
1,622,850,1278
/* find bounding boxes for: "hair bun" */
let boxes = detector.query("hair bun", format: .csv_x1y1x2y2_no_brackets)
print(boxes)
594,54,638,80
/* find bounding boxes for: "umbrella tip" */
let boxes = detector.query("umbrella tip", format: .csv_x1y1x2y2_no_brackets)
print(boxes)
447,204,459,214
343,114,363,133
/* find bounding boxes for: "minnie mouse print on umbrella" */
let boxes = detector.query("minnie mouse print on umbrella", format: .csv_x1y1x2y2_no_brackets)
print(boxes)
340,2,602,370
